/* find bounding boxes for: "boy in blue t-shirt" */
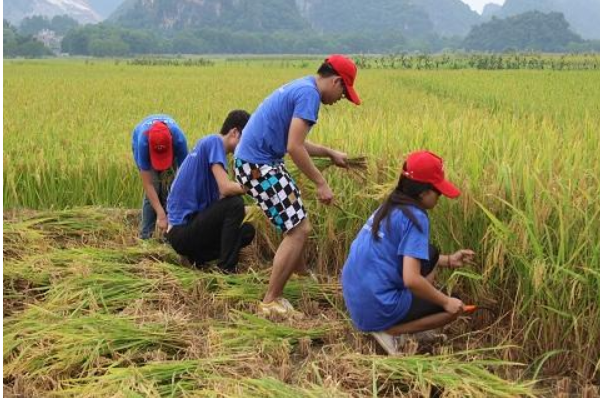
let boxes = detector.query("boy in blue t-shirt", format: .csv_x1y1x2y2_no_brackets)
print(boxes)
166,110,255,273
342,151,476,355
131,115,188,239
234,54,361,318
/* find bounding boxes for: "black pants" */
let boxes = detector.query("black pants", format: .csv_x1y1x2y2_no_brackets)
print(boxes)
401,244,454,323
166,196,255,273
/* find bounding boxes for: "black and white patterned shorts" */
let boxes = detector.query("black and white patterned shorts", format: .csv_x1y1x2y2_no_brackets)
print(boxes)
234,158,307,233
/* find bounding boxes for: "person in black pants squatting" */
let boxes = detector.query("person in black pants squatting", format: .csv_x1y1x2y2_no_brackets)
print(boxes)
166,110,255,273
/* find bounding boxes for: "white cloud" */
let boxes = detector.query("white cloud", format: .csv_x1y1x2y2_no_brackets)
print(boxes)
461,0,505,14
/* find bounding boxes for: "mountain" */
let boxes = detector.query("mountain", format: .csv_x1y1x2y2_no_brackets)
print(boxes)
109,0,310,32
3,0,101,25
109,0,481,38
481,3,502,18
87,0,124,19
464,11,583,51
489,0,600,39
293,0,482,38
419,0,481,37
294,0,432,37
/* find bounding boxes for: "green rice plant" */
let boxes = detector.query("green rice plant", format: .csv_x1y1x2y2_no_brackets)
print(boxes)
352,349,537,398
4,309,194,379
475,187,600,376
206,377,350,398
4,58,600,385
309,155,369,183
311,155,368,172
194,270,340,303
8,207,133,238
56,358,238,397
154,261,208,291
211,310,336,354
42,270,162,314
4,246,176,299
4,250,202,322
3,208,138,261
3,220,49,259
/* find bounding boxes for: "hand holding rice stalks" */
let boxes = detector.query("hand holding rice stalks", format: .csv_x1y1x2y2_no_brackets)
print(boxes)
312,156,369,182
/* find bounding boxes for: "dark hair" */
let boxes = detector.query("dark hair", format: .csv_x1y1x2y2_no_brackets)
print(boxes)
371,162,436,240
317,62,339,78
220,109,250,136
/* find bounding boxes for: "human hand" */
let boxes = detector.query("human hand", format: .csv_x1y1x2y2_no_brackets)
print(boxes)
448,249,476,268
443,297,464,315
316,181,334,205
157,214,168,231
329,150,348,169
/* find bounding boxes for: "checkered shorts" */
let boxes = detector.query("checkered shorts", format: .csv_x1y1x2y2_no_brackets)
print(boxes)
234,158,307,233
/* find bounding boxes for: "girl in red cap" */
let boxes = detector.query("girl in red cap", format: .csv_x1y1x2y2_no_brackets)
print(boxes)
341,151,475,355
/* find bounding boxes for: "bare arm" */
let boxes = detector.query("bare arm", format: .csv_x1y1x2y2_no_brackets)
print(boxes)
211,164,245,197
403,255,464,314
287,118,334,205
304,141,331,157
438,250,476,268
287,118,327,186
305,141,348,168
140,170,167,230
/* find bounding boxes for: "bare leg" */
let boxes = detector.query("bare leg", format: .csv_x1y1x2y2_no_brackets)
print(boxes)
385,312,458,335
294,251,308,275
263,219,311,303
425,268,437,284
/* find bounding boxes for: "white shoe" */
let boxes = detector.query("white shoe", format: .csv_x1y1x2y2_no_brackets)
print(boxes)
371,331,399,355
259,297,304,320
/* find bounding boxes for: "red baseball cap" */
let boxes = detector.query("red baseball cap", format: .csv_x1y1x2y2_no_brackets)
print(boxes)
147,121,173,171
325,54,361,105
403,151,461,198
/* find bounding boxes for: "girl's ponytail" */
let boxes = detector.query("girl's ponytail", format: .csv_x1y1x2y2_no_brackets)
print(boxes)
371,162,434,240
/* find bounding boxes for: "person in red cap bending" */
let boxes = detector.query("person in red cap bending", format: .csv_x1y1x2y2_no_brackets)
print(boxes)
341,151,476,355
234,54,361,318
131,115,188,239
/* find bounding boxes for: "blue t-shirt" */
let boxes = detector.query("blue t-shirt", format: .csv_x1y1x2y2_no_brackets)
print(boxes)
235,76,321,164
167,135,228,226
341,206,430,332
131,114,188,171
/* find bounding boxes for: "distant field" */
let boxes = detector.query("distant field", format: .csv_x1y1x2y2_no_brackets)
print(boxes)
3,58,600,395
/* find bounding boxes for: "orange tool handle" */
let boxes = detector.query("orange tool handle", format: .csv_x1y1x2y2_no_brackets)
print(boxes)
463,305,477,314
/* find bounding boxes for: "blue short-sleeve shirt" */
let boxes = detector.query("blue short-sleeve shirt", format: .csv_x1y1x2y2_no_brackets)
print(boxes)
341,206,430,332
234,76,321,164
131,114,188,171
167,135,227,226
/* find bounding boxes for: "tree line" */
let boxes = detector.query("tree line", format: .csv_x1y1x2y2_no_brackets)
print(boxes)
4,10,600,58
59,24,460,57
4,20,53,58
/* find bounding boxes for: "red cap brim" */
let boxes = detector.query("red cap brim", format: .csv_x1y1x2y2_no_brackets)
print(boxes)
434,179,461,199
343,78,361,105
150,150,173,171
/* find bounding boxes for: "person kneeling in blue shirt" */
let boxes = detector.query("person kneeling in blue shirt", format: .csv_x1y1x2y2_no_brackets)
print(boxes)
166,110,255,273
341,151,475,355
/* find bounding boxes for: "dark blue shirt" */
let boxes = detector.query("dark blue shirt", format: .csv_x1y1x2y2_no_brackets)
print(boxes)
167,135,227,226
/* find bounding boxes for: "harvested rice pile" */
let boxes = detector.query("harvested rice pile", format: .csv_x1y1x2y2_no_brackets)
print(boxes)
3,208,536,397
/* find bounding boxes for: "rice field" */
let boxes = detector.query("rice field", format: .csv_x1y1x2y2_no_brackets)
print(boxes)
3,57,600,396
